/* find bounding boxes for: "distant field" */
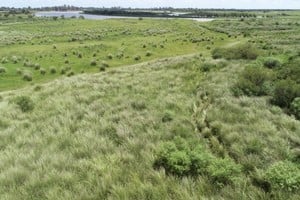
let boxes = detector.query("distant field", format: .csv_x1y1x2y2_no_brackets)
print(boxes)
0,16,236,91
0,11,299,200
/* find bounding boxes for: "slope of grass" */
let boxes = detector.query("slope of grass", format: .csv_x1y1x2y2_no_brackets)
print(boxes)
0,54,299,199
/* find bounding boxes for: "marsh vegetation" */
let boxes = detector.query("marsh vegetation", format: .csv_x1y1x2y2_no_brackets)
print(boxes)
0,9,299,200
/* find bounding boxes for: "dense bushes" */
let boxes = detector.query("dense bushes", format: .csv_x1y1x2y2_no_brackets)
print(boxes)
233,66,273,96
212,43,259,60
264,161,300,191
271,79,300,108
154,138,241,185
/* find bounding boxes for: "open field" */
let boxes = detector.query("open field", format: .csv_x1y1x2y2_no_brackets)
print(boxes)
0,11,300,199
0,16,237,91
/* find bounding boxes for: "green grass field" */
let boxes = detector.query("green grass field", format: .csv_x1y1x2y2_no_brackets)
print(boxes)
0,12,300,199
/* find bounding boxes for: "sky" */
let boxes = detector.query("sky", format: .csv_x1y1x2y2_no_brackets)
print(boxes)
1,0,300,9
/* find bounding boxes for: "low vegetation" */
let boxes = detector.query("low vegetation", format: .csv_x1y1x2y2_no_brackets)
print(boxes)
0,9,299,200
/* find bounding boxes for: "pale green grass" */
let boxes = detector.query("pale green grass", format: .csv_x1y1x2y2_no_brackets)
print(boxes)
0,55,299,199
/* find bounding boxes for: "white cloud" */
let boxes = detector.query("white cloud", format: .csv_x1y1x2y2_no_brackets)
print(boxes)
1,0,300,9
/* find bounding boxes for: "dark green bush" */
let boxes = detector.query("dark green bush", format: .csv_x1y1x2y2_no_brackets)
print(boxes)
233,66,273,96
212,43,259,60
50,67,57,74
271,79,300,108
263,58,281,69
200,62,217,72
277,58,300,83
265,161,300,191
291,97,300,119
14,96,34,112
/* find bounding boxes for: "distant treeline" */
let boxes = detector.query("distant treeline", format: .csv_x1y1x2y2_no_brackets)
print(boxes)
84,9,260,18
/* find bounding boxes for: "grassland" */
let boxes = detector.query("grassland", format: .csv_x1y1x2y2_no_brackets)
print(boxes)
0,11,300,199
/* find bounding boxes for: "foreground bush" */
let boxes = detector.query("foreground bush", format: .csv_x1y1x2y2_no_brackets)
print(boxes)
212,43,259,60
14,96,34,112
271,79,300,108
233,66,273,96
265,161,300,191
154,138,241,184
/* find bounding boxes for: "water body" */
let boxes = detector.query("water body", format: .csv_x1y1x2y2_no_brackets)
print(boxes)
35,11,213,21
35,11,132,20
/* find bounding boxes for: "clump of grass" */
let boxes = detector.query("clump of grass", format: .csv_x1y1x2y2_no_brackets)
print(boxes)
11,56,19,64
134,55,141,61
14,96,34,112
263,58,281,69
50,67,57,74
90,60,97,66
101,61,109,68
1,57,8,64
146,51,152,57
22,72,32,81
131,101,146,110
0,66,6,74
16,68,22,75
67,71,75,77
40,68,46,75
34,63,40,70
65,59,69,64
107,54,113,59
78,53,83,58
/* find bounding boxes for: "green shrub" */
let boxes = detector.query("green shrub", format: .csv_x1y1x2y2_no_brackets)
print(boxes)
272,79,300,108
0,66,6,74
233,66,272,96
263,58,281,69
265,161,300,191
207,158,241,185
154,138,241,183
212,43,259,60
14,96,34,112
291,97,300,119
